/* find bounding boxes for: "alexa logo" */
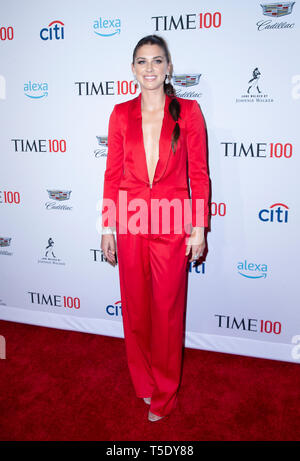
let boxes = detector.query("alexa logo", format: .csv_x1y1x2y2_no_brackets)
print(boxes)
237,260,268,279
93,17,121,37
24,81,48,99
258,202,289,223
40,20,65,40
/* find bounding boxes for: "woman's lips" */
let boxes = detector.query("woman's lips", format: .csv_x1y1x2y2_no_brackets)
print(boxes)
144,76,157,81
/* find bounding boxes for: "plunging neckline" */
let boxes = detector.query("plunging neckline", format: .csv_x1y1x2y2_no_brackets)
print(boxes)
140,93,167,188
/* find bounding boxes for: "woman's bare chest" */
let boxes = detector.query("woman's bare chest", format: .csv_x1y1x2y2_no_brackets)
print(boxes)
141,108,164,185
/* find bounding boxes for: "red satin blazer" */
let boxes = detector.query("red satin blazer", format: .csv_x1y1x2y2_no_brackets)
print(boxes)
101,92,210,238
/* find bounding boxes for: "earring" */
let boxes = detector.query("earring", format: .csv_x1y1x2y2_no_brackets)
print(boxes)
133,76,139,88
165,74,171,84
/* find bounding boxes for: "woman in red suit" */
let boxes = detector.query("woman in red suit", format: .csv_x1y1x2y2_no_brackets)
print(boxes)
101,35,210,422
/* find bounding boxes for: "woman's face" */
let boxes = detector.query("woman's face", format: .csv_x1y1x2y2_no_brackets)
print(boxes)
132,44,171,92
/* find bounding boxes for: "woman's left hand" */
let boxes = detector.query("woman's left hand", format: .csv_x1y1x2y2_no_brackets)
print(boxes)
185,226,206,262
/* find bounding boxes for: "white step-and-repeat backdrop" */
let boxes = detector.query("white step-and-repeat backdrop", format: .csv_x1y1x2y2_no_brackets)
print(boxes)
1,0,299,363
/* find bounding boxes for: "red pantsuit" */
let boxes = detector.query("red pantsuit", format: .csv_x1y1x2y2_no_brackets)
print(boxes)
102,92,209,417
116,231,189,417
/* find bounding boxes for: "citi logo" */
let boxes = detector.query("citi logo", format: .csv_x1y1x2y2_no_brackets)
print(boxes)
40,20,64,40
93,17,121,36
189,261,205,274
258,203,289,223
24,81,48,99
237,260,268,279
106,300,122,317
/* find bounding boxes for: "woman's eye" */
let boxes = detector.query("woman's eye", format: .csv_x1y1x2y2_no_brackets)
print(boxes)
137,59,163,64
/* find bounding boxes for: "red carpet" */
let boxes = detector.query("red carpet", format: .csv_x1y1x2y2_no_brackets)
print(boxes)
0,319,299,441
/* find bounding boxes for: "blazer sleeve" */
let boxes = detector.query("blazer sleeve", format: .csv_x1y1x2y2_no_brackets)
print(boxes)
101,104,124,228
186,99,210,228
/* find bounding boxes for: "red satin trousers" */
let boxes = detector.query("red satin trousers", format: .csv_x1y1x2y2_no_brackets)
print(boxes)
116,230,189,417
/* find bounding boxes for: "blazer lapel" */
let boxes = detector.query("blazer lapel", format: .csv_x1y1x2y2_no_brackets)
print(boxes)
127,92,177,185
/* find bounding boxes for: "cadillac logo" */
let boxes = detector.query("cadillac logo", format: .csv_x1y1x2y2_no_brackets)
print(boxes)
0,237,11,247
95,135,108,158
173,74,201,87
96,136,108,147
47,190,72,201
260,2,295,17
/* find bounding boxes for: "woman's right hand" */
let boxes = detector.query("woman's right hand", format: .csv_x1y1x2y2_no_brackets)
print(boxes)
101,234,117,266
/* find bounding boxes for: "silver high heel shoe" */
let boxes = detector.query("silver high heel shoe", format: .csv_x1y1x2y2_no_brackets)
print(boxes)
148,409,165,422
143,397,151,405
